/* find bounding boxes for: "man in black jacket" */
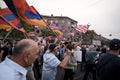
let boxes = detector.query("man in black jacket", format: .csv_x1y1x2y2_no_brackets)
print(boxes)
96,39,120,80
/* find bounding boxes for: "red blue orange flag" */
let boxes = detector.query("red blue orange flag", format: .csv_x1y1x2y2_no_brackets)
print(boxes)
0,8,25,32
53,30,63,35
4,0,47,26
0,16,11,31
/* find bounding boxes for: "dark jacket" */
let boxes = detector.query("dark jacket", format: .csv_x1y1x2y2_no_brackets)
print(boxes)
96,53,120,80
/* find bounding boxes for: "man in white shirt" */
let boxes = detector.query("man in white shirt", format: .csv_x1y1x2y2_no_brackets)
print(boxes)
0,39,39,80
73,46,82,62
41,43,71,80
73,39,83,63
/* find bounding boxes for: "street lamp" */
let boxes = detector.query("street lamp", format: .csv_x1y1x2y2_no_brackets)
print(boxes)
109,34,112,37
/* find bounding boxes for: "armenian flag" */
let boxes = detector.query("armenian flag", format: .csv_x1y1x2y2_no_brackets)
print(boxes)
4,0,47,26
0,8,25,32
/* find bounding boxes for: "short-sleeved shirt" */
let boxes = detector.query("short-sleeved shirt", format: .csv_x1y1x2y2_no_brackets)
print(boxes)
73,50,82,62
41,52,60,80
0,57,27,80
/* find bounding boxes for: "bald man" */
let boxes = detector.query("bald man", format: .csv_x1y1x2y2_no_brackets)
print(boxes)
0,39,39,80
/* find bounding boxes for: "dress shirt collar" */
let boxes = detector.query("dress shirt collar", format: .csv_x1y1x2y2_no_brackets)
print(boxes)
4,57,27,76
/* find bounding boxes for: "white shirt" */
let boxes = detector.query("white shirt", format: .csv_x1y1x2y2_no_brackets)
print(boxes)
0,57,27,80
73,46,82,62
76,46,81,51
41,52,60,80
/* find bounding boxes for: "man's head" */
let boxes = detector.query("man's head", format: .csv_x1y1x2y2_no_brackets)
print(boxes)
48,43,60,54
12,39,39,67
89,45,96,51
109,39,120,51
66,44,73,51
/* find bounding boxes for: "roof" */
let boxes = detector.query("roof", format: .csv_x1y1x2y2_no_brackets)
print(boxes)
42,15,78,23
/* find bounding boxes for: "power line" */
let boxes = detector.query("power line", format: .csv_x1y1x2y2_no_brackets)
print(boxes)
87,0,105,8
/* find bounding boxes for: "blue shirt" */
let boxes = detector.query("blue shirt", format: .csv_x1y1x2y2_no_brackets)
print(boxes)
41,52,60,80
0,57,27,80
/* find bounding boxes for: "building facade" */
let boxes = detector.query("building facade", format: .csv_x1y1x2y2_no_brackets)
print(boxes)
42,14,78,41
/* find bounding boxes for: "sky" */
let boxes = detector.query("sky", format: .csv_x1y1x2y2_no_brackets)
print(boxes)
0,0,120,39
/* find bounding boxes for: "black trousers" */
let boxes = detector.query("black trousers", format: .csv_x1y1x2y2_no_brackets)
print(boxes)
82,61,96,80
64,68,74,80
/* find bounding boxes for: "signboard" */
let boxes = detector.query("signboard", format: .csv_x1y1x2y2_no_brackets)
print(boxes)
92,40,101,46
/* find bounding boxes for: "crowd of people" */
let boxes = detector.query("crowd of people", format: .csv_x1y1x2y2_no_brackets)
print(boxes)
0,38,120,80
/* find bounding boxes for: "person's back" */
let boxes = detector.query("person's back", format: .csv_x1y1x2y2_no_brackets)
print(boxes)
83,45,98,80
0,56,27,80
42,52,60,80
73,46,82,63
97,53,120,80
86,50,98,63
96,39,120,80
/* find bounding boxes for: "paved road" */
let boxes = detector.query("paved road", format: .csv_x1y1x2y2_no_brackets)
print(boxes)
74,64,93,80
56,63,93,80
36,63,93,80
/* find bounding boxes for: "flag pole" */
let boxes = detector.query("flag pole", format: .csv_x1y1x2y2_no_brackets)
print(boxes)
24,32,29,39
3,28,14,42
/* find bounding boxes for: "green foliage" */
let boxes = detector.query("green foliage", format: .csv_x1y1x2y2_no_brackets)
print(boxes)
41,28,56,37
20,20,33,32
9,29,25,39
0,29,25,40
0,29,8,37
0,20,33,40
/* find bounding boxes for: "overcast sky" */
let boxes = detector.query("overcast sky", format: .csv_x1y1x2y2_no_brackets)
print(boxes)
0,0,120,39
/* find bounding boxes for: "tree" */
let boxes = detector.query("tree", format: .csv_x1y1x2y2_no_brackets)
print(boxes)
41,28,56,37
0,21,33,40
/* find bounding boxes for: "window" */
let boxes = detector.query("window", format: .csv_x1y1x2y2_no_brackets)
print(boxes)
68,21,70,24
50,20,53,24
55,20,58,23
62,20,64,23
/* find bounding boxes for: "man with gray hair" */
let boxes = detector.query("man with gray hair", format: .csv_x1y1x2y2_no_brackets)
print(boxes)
0,39,39,80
